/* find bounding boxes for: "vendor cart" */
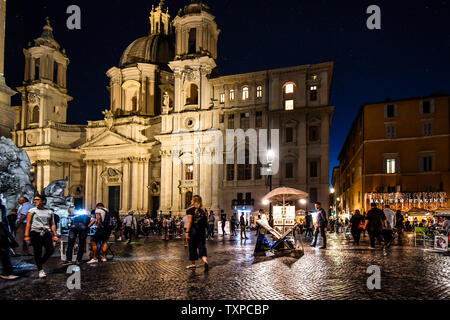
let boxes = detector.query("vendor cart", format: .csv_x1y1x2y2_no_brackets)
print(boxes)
254,187,308,258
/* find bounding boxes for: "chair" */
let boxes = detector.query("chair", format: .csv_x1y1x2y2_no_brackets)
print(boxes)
414,227,430,247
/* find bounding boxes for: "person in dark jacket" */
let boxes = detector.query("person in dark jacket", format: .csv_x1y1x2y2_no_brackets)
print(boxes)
304,212,314,239
185,195,209,270
0,222,19,280
349,210,363,245
364,203,386,249
395,210,405,244
0,198,19,280
311,202,328,249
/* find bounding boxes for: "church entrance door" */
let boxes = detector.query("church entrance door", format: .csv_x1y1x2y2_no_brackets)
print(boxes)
108,186,120,214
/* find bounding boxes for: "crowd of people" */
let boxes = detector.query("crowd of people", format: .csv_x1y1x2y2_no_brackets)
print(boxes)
0,192,255,279
3,191,450,280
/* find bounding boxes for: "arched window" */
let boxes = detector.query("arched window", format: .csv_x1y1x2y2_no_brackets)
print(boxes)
53,61,59,85
186,83,199,105
284,82,295,94
256,86,263,98
242,86,249,100
188,28,196,54
125,86,139,112
185,191,193,209
31,106,39,124
131,95,138,111
34,58,40,80
185,164,194,181
283,82,296,110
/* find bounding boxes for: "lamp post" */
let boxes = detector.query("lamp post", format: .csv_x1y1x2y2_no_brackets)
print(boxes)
267,149,275,225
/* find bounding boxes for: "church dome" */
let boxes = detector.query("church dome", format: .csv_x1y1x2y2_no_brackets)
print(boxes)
119,33,174,68
179,1,211,16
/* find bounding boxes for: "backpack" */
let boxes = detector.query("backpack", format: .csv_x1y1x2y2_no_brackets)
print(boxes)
100,208,116,230
193,208,207,230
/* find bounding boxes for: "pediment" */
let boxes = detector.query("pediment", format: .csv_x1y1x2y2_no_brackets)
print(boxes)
79,130,136,149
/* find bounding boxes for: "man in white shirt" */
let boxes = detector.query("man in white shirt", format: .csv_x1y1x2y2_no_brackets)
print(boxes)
383,205,396,247
123,211,137,244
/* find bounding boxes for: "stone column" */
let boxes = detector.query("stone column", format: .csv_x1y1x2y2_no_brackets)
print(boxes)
85,161,92,210
96,161,103,205
42,161,51,192
36,161,43,194
166,153,173,212
143,160,149,213
211,160,219,211
172,157,181,214
159,152,167,212
130,159,138,211
121,159,130,212
199,150,212,208
137,159,144,212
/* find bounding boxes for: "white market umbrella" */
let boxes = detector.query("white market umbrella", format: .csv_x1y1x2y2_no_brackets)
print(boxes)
263,187,308,206
406,207,432,216
433,208,450,216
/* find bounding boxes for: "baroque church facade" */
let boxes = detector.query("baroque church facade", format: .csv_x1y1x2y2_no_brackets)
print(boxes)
10,1,334,217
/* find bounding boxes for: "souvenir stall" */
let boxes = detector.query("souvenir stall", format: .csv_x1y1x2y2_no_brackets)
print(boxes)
254,187,308,257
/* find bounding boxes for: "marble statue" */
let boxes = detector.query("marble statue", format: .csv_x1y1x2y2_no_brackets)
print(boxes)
0,137,74,217
0,137,35,214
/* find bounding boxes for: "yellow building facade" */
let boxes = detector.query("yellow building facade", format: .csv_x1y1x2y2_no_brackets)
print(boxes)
336,95,450,214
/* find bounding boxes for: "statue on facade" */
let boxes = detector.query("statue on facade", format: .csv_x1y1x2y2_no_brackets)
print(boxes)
162,91,173,114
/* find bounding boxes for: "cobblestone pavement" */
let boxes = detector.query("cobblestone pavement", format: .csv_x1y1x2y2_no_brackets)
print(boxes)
1,231,449,300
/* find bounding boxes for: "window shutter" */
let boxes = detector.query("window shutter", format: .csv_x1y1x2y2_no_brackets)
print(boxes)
419,101,423,115
394,104,398,117
383,158,387,174
431,100,435,113
419,156,424,172
396,158,400,173
384,105,387,118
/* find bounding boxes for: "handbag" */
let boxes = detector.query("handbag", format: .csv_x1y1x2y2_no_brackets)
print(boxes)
357,221,365,230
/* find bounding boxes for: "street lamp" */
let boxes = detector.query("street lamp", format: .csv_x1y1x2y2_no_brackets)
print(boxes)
330,187,335,194
267,149,275,226
262,199,269,206
299,199,307,205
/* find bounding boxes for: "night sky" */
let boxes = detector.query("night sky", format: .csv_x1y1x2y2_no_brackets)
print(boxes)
4,0,450,181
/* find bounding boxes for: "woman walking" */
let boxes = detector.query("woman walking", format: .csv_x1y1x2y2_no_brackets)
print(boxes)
24,195,59,278
185,195,209,270
395,210,405,245
349,210,363,245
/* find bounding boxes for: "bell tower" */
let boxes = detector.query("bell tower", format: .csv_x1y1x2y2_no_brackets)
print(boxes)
169,1,220,112
16,18,72,132
150,0,172,36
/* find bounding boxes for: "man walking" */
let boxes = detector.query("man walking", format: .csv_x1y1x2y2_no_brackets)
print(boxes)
311,202,328,249
221,214,227,236
364,203,386,249
382,204,396,247
240,213,248,239
63,207,94,265
207,211,215,240
123,211,137,244
304,211,314,239
15,197,34,256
